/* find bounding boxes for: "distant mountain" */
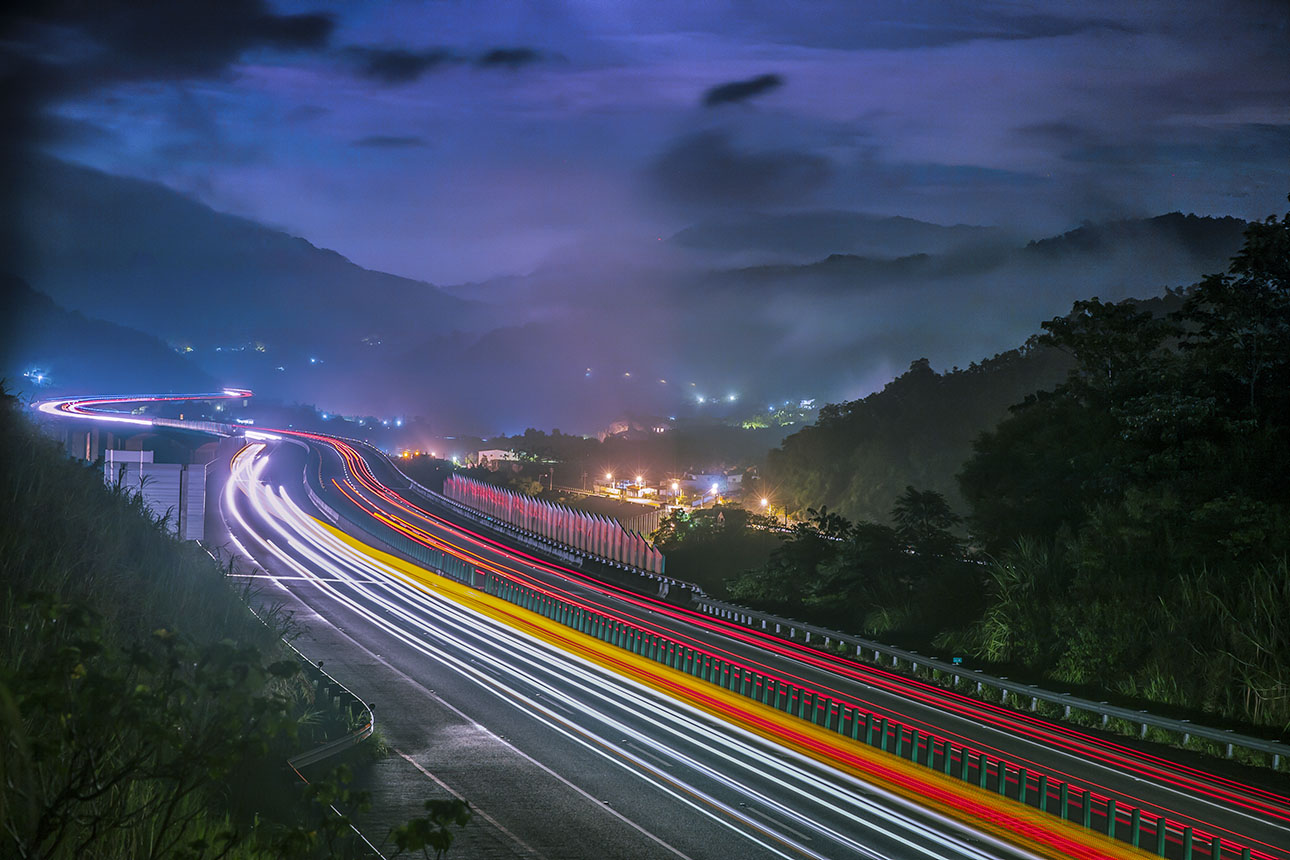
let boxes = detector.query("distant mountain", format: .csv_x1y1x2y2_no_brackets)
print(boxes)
703,212,1247,300
6,154,1259,434
0,276,215,396
669,211,1007,266
708,248,1009,292
1023,212,1249,266
6,157,484,354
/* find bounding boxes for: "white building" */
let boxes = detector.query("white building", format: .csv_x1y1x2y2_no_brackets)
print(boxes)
103,450,205,540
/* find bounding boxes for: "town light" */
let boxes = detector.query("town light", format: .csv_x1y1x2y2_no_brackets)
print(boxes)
605,472,613,481
635,475,643,484
761,498,768,507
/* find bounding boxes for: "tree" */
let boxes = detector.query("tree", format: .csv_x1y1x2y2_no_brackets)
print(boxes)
2,595,301,860
1037,298,1172,401
726,508,848,607
890,486,962,559
1176,202,1290,422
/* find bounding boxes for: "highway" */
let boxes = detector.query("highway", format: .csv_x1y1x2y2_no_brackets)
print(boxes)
224,438,1061,860
37,392,1290,860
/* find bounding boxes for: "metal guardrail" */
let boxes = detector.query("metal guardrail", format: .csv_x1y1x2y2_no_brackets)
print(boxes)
695,596,1290,770
219,426,1288,773
153,417,236,435
200,543,375,771
297,435,1274,856
305,471,341,524
286,651,376,769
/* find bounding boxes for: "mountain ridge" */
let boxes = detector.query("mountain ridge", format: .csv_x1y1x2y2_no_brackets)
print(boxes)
7,156,485,352
1,275,216,396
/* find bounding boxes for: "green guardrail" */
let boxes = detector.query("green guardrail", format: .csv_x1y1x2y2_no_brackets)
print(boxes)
323,485,1243,860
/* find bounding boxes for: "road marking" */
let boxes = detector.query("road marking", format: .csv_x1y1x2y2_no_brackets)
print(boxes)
383,490,1290,847
245,548,697,860
741,805,815,843
624,740,676,771
396,748,544,860
533,692,577,717
228,573,384,583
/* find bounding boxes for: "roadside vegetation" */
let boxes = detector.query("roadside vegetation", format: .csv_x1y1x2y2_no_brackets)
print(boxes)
0,390,468,859
676,202,1290,737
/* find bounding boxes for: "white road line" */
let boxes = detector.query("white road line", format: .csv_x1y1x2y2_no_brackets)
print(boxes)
395,748,545,860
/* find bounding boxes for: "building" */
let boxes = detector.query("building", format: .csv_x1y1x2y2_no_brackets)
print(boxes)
103,450,205,540
681,469,744,498
473,448,520,466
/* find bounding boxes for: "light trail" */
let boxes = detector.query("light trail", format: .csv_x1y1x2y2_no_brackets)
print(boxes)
307,430,1287,859
224,440,1053,860
39,392,1290,860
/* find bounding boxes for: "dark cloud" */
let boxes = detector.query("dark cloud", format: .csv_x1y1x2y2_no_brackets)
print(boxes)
476,48,544,69
648,130,831,208
353,135,428,148
5,1,333,91
702,74,783,107
986,12,1136,42
341,44,548,82
1,1,333,161
344,46,456,84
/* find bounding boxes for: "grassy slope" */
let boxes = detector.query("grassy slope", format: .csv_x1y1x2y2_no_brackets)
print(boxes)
0,392,368,859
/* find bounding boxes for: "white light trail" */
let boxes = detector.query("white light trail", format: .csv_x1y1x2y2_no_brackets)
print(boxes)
223,441,1041,860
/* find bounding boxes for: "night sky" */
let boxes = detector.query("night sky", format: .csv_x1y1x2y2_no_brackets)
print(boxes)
4,1,1288,430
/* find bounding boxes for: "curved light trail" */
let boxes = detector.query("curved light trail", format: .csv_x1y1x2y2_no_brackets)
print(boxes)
224,440,1057,860
305,430,1290,860
36,392,1290,860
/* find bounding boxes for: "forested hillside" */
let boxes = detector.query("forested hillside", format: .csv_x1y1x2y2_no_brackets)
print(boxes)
0,393,466,858
728,203,1290,735
954,205,1290,729
763,345,1074,524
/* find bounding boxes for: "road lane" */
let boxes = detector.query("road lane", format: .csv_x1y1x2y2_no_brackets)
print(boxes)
36,392,1290,860
223,438,1049,860
296,428,1290,860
